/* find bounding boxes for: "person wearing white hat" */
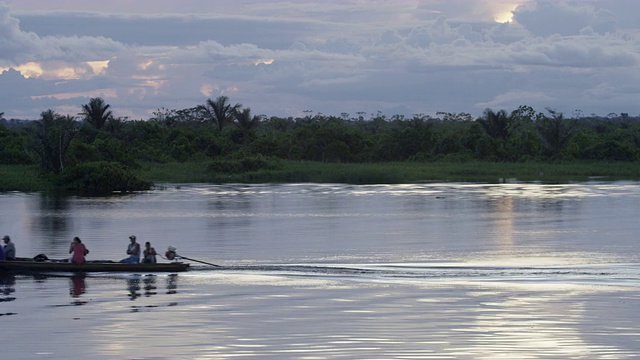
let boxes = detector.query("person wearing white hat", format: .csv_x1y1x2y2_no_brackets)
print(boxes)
120,235,141,263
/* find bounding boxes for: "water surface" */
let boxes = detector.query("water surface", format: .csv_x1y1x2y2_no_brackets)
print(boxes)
1,182,639,359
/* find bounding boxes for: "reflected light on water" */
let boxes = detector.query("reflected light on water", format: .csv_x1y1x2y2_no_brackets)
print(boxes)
2,183,640,358
493,197,515,249
463,292,621,358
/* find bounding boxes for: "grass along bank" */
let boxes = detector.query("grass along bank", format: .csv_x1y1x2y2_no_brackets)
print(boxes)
0,165,51,192
2,161,640,192
136,160,640,185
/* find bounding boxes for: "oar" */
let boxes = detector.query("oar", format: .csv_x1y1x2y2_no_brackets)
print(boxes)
176,254,221,267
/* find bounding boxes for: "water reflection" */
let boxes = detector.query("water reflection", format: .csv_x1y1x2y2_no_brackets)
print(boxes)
207,196,254,236
491,197,515,248
69,274,87,306
0,183,639,358
35,194,71,240
166,274,178,294
130,274,180,312
30,274,185,306
143,275,157,296
0,273,16,302
127,276,141,300
0,273,16,317
69,274,86,298
128,274,179,300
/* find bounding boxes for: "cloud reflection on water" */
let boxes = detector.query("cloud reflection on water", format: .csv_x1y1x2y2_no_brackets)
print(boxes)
1,182,640,357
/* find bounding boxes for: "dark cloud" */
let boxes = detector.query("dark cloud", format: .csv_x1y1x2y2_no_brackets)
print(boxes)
14,12,321,49
0,69,41,97
0,1,639,120
0,69,69,118
513,1,616,36
0,4,126,65
507,35,638,68
0,5,41,65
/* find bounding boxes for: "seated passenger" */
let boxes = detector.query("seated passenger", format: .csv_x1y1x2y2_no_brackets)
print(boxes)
142,242,157,264
3,235,15,260
69,237,89,264
121,235,140,264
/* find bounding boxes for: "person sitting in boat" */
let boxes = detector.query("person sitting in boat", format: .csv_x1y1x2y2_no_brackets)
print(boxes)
142,241,157,264
69,237,89,264
0,241,5,261
3,235,15,260
121,235,141,264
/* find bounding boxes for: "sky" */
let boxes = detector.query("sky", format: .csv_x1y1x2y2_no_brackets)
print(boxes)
0,0,639,120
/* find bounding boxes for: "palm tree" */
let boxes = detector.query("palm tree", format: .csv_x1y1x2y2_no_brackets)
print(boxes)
535,109,576,159
204,96,241,131
29,110,77,173
476,109,512,160
477,109,510,143
235,107,261,131
105,116,127,134
80,97,112,130
234,107,261,143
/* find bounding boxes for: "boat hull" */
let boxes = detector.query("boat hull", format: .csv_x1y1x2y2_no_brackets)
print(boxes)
0,259,190,273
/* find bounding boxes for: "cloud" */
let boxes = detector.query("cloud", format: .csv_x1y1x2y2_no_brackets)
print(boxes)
507,34,639,68
0,5,126,66
513,1,616,36
0,1,639,120
0,4,41,65
14,11,316,49
476,90,554,110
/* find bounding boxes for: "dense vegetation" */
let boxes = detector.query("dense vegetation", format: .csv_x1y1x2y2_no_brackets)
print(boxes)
1,98,640,193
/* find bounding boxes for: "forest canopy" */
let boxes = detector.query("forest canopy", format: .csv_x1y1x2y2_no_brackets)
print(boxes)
1,98,639,192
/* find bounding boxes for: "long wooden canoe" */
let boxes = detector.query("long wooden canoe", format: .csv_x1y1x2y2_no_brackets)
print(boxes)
0,258,190,273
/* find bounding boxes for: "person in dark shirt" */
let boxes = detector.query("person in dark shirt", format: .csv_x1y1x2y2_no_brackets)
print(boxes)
142,242,157,264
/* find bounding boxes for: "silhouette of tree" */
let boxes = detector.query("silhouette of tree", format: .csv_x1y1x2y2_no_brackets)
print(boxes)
235,108,261,132
204,96,241,131
536,109,576,159
477,109,510,143
29,110,78,172
476,109,512,160
80,97,112,130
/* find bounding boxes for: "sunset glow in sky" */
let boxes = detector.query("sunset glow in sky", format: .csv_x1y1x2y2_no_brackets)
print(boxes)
0,0,638,120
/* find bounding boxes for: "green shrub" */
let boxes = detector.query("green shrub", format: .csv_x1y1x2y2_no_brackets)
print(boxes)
57,161,152,194
208,154,282,174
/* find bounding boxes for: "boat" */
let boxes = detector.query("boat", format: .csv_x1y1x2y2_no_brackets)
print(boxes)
0,258,190,273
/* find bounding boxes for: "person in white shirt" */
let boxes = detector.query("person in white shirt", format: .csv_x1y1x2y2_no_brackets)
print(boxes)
3,235,15,260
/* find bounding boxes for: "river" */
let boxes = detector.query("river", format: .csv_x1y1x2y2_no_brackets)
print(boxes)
1,182,639,359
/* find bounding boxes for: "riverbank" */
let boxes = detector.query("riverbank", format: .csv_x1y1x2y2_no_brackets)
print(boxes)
132,160,640,184
0,165,52,192
2,161,640,192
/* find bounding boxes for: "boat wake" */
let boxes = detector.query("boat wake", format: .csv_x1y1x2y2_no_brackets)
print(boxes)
33,262,640,288
183,262,640,286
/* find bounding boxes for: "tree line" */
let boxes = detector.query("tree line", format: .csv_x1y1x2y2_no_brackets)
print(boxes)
1,97,639,191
